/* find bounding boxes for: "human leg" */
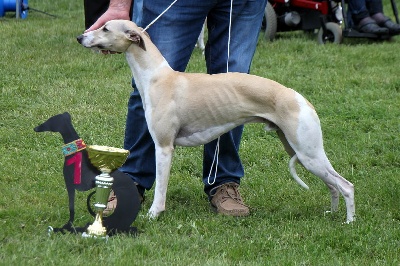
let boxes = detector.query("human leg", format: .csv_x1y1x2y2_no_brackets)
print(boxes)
202,0,266,216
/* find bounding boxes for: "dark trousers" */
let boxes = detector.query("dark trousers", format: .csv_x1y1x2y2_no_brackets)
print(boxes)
83,1,134,29
83,0,109,29
349,0,383,24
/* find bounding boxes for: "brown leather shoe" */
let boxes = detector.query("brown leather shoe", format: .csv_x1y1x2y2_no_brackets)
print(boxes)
210,182,250,217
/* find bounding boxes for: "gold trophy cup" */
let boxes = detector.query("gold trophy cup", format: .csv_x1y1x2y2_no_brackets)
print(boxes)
82,145,129,238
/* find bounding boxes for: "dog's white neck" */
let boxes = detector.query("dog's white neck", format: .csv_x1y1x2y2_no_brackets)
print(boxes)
124,38,173,114
125,40,172,93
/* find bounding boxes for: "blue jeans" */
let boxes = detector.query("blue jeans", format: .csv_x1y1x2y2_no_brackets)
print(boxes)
119,0,267,197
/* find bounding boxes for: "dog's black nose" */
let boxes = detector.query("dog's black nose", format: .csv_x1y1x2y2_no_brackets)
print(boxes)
77,35,83,44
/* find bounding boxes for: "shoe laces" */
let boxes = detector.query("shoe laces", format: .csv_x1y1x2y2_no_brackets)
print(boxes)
220,183,247,206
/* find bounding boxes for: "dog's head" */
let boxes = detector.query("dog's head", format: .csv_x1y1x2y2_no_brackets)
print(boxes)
77,20,146,53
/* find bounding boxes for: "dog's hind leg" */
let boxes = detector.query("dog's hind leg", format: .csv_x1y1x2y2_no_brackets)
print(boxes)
326,167,355,223
278,129,346,218
279,103,355,222
297,154,355,223
148,145,175,218
326,183,340,213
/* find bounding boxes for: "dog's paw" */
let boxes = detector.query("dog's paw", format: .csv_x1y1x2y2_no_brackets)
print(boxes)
343,216,356,224
324,210,355,224
146,211,158,220
147,207,163,219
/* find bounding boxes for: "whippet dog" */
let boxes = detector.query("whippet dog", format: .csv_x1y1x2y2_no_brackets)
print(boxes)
77,20,355,223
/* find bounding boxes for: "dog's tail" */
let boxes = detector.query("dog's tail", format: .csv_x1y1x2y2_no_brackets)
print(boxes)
289,155,309,190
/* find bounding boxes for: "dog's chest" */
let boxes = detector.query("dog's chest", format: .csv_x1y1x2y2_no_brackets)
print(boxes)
174,124,235,146
174,116,253,147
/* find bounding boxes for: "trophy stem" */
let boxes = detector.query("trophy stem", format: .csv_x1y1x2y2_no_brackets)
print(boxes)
85,172,114,237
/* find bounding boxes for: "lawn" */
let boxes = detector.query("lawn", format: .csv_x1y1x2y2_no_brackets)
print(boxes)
0,0,399,265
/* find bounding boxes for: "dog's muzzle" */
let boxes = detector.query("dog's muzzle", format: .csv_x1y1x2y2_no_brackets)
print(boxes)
77,35,84,44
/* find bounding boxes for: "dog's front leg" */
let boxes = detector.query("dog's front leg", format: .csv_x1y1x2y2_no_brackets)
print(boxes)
148,145,174,218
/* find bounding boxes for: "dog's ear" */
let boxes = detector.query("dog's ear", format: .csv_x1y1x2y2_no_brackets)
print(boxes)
126,30,146,51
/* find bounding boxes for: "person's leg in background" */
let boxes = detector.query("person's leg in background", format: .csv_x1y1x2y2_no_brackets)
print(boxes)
83,0,109,29
367,0,400,34
84,0,135,29
348,0,389,34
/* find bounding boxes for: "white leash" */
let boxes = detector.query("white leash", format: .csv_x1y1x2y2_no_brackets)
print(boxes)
226,0,233,73
141,0,178,32
138,0,233,186
207,0,234,185
206,137,220,185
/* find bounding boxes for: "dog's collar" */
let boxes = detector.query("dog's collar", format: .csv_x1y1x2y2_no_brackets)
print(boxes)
62,139,86,157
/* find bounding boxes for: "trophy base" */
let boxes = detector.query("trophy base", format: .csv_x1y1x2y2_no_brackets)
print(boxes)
83,213,108,239
81,232,109,240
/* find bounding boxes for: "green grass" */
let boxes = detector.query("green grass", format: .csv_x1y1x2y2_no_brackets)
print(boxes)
1,1,400,265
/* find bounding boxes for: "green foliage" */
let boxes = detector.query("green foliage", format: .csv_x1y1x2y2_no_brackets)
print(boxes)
1,0,399,264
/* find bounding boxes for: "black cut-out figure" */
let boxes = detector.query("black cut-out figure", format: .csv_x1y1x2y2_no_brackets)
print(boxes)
34,112,140,235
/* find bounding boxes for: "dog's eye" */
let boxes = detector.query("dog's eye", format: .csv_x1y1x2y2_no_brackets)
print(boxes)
103,27,109,32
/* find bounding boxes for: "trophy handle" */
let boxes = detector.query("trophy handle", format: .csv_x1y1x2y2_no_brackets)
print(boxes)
86,191,97,217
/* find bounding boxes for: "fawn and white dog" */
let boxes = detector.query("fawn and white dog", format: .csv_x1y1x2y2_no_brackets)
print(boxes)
77,20,355,223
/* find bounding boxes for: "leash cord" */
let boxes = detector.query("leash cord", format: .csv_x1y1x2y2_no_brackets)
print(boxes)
226,0,233,73
207,137,220,185
141,0,178,32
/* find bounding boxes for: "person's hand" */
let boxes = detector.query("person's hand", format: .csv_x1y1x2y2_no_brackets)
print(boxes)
85,6,130,32
84,6,130,54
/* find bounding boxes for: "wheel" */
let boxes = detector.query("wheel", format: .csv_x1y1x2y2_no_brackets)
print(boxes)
317,22,343,44
264,2,277,41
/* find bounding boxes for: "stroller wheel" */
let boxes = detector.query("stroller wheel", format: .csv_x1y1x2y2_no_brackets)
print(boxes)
264,2,277,41
317,22,343,44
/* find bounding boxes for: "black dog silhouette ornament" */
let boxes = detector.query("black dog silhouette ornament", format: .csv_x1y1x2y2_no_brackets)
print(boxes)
34,112,140,235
